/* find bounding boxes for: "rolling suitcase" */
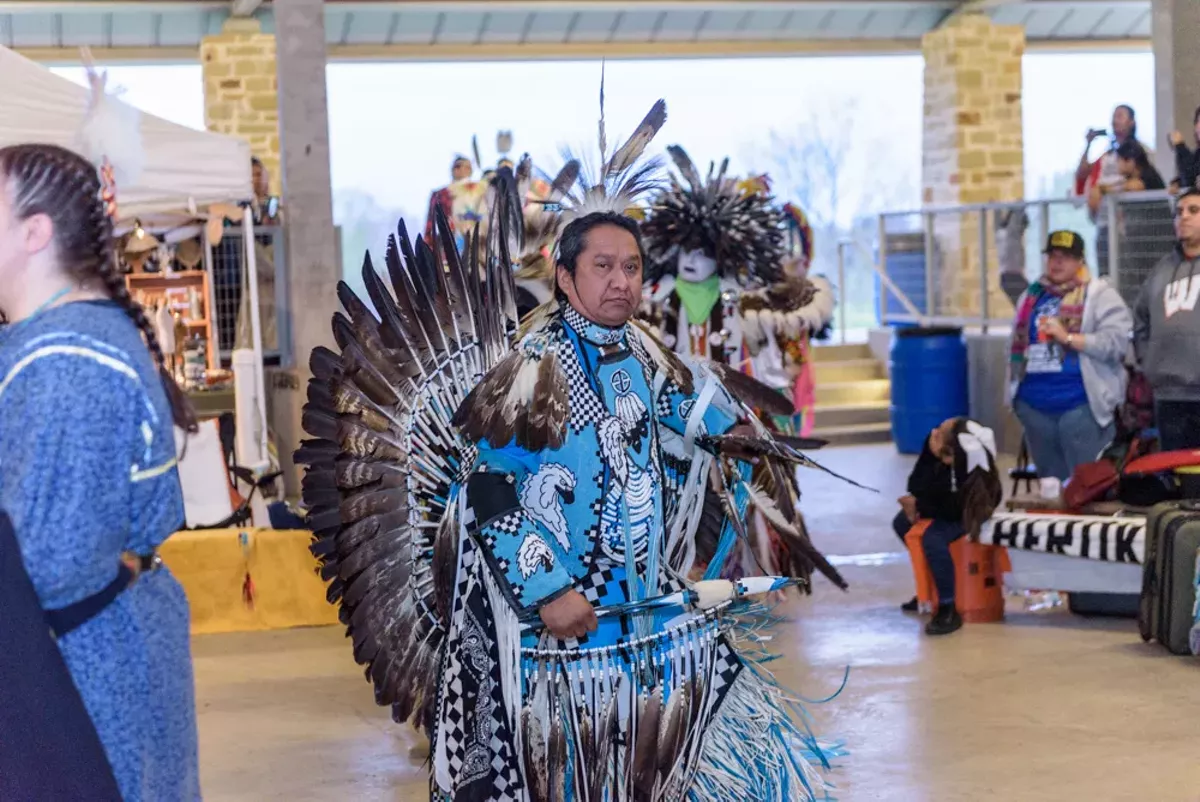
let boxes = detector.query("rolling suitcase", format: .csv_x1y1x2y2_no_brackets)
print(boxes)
1139,501,1200,654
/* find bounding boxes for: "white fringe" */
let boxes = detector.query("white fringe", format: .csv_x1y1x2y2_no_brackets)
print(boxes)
484,564,525,760
686,671,833,802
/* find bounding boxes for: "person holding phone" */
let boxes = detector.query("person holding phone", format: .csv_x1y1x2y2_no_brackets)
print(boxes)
1075,105,1142,203
1075,105,1147,275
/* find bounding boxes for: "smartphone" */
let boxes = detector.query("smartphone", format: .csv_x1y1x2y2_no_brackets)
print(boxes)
266,196,279,219
1089,128,1108,138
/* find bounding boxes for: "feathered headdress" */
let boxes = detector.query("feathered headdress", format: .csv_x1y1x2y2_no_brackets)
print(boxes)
74,48,144,219
782,202,814,265
553,66,667,221
515,160,579,282
642,145,786,286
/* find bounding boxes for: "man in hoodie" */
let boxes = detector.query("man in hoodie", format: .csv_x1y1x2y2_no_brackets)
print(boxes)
1133,187,1200,493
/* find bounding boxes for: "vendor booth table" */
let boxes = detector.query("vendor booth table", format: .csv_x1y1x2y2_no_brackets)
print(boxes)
159,528,336,635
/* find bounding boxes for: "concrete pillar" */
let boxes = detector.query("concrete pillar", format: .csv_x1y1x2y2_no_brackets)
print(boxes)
1153,0,1200,182
921,13,1025,321
966,334,1023,456
200,17,280,193
272,0,340,494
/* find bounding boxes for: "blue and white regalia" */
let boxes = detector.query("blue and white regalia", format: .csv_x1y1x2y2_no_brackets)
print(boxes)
298,100,844,802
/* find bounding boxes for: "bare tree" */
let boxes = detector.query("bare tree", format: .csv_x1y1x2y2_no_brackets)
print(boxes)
744,98,919,329
752,97,918,228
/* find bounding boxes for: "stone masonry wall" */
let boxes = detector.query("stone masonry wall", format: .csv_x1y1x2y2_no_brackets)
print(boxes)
922,14,1025,320
201,17,280,195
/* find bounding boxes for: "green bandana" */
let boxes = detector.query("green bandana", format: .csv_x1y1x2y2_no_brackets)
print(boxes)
675,275,721,325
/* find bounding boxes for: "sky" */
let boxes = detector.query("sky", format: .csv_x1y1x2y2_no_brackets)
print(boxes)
52,51,1158,216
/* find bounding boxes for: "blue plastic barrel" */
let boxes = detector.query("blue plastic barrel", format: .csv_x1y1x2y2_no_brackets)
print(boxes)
889,326,969,455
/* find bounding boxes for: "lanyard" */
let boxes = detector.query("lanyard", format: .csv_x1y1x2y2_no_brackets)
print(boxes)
7,287,73,329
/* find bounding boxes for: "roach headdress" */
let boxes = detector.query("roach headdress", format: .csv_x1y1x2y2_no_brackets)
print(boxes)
642,146,787,285
552,66,668,221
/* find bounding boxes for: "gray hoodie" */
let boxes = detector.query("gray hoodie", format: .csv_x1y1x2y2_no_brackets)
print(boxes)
1133,247,1200,400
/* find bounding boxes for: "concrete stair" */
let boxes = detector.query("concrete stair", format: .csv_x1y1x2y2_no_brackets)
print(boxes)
810,343,892,446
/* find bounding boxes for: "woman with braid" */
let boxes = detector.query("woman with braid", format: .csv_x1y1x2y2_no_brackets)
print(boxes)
0,142,201,799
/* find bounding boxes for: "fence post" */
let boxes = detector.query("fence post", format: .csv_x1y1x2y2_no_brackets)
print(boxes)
978,212,989,334
1107,196,1121,290
877,214,888,326
201,226,218,372
836,241,848,343
923,211,936,317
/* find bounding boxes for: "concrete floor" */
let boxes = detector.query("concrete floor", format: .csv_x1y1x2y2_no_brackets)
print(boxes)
192,444,1200,802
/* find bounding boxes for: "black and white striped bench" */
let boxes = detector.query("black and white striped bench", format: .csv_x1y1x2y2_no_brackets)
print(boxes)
979,512,1147,565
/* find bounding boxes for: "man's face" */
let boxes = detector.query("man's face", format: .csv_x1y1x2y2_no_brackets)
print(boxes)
557,224,643,328
452,159,472,181
677,248,717,282
252,161,269,199
1045,250,1082,284
1112,107,1134,140
1175,195,1200,242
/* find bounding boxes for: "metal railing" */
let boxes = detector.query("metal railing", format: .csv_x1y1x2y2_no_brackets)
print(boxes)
205,221,291,367
830,189,1178,341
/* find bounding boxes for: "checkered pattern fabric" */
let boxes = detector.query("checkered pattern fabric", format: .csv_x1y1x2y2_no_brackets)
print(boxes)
559,342,607,433
710,636,744,695
435,538,524,802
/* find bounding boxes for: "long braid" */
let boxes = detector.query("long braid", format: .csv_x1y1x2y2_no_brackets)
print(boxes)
0,143,198,432
91,201,199,433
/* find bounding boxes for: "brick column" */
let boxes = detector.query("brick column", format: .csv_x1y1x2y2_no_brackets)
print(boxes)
201,17,280,194
922,13,1025,319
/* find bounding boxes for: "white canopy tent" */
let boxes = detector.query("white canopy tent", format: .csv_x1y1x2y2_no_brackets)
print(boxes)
0,45,272,525
0,44,252,220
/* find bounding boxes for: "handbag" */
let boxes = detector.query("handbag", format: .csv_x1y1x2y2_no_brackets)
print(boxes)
1062,459,1120,510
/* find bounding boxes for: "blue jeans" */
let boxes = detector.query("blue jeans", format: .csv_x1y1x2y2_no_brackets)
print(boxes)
894,511,965,604
1013,399,1115,482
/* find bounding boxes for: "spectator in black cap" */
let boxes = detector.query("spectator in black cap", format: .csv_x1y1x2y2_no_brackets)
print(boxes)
1134,188,1200,493
1009,230,1133,481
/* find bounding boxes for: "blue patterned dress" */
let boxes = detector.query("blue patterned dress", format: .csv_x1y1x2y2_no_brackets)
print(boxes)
0,301,201,801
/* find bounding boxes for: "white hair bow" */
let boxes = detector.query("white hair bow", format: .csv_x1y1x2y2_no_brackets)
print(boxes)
958,421,997,475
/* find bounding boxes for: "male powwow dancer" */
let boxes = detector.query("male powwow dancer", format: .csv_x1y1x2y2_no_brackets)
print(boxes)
298,95,855,801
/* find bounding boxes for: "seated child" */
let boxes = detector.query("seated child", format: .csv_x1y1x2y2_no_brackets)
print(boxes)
894,417,1003,635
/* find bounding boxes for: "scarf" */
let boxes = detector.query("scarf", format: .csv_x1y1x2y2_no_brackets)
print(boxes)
675,274,722,325
1010,267,1089,380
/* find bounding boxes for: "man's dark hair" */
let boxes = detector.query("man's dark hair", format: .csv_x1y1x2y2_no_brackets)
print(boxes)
554,211,646,303
1193,106,1200,127
1177,187,1200,209
251,156,264,169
